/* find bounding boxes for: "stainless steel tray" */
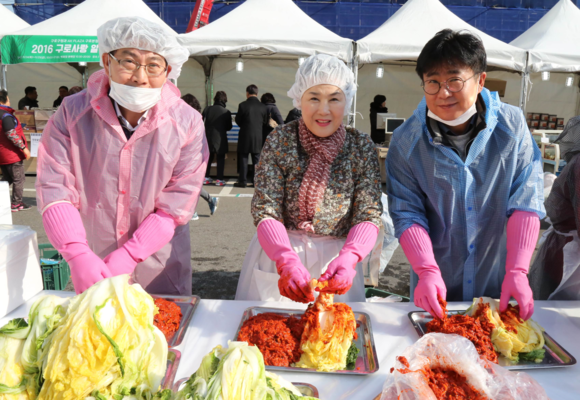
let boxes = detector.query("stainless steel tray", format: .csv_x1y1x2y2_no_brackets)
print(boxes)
233,306,380,375
172,377,319,398
408,310,577,370
161,349,181,389
151,295,200,348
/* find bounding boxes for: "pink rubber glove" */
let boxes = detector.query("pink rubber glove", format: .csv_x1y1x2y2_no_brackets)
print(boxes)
257,219,314,303
42,202,112,294
318,222,379,295
501,211,540,321
104,210,178,276
400,224,446,319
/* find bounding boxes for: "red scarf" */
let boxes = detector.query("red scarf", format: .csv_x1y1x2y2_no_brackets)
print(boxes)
297,118,346,233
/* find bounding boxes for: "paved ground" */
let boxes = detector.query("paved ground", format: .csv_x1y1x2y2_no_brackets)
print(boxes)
13,176,547,300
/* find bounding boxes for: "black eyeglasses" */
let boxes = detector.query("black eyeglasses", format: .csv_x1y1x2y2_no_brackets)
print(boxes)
422,74,479,95
108,53,167,77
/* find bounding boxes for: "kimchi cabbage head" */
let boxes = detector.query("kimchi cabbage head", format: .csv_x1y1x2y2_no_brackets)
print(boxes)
37,275,168,400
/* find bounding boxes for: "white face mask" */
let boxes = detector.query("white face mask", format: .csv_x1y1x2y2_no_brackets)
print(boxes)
108,61,164,113
428,101,477,127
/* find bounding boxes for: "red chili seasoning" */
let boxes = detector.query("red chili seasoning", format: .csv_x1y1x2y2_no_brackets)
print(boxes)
153,298,182,342
499,304,522,334
422,367,488,400
426,297,498,364
238,313,305,367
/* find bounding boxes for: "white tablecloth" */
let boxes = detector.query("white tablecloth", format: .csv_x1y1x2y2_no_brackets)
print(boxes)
2,293,580,399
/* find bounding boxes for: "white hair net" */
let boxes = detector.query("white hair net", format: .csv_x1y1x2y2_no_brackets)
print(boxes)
287,54,356,116
97,16,190,80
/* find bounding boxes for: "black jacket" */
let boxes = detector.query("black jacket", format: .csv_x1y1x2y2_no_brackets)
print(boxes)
202,102,232,155
53,97,63,108
284,108,302,124
18,97,39,110
262,103,284,143
235,96,268,154
369,105,388,144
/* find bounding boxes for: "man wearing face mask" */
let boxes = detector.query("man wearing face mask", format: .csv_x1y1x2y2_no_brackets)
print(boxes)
387,29,544,321
35,17,209,295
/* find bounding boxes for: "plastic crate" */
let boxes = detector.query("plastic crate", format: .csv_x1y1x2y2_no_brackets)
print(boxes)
39,243,70,291
365,287,410,302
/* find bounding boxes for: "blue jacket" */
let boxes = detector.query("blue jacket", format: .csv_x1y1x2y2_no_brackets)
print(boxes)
386,88,545,301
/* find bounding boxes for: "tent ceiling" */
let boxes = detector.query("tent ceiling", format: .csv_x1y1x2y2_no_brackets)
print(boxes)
356,0,527,72
0,5,29,39
510,0,580,73
178,0,353,62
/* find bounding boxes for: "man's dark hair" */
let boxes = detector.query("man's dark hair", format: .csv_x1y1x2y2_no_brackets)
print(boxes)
214,91,228,104
0,90,8,104
416,29,487,80
59,86,69,91
246,84,258,95
25,86,36,95
260,93,276,105
181,93,202,113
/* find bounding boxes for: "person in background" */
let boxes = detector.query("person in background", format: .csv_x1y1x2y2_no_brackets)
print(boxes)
235,84,268,188
387,29,544,321
529,116,580,300
236,54,382,303
0,90,31,212
284,107,302,124
18,86,38,110
202,90,232,187
68,86,84,95
53,86,69,108
369,94,388,144
36,17,208,295
261,92,283,144
181,93,219,219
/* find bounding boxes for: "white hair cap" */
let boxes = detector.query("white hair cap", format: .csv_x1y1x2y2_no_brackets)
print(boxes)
287,54,356,116
97,16,190,80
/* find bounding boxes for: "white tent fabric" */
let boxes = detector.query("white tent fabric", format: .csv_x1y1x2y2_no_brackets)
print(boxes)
510,0,580,73
7,0,175,37
356,0,527,72
0,5,29,39
178,0,353,62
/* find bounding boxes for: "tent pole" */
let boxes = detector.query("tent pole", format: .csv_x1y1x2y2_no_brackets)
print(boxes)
349,42,358,128
1,65,7,91
519,52,529,113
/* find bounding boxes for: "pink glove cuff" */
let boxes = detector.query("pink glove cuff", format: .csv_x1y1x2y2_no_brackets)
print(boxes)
400,224,440,276
123,210,177,263
339,222,379,264
257,219,301,272
42,202,89,261
506,211,540,273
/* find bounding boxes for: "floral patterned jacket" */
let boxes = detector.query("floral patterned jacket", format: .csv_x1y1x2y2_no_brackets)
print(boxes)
251,120,383,238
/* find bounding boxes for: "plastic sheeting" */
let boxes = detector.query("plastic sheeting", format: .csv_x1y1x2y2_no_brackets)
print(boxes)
5,63,82,108
0,224,42,319
511,0,580,73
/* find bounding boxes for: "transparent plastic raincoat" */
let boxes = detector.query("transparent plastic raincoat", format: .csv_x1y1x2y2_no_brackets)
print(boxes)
387,88,545,301
36,70,209,295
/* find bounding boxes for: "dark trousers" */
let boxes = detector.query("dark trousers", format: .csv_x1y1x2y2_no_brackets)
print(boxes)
206,152,226,181
238,152,260,184
1,160,25,205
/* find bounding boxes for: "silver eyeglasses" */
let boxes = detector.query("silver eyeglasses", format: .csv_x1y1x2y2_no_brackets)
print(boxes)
108,53,167,77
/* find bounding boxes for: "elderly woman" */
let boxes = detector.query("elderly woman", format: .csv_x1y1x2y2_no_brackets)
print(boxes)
235,54,383,303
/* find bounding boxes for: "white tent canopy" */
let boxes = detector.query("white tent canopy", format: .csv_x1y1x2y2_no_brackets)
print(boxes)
178,0,353,62
0,5,29,39
356,0,527,72
510,0,580,73
7,0,174,37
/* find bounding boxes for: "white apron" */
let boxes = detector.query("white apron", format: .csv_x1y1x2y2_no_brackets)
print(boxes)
544,225,580,300
235,229,383,303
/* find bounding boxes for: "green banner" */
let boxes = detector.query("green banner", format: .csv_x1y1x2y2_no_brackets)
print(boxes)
1,35,100,64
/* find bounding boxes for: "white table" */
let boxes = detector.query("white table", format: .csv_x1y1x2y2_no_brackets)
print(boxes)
3,294,580,399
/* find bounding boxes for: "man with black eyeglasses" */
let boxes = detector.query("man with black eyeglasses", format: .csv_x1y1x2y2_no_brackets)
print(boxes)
386,29,544,321
35,17,208,295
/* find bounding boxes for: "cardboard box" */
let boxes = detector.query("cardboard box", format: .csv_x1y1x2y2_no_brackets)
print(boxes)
557,124,565,129
13,110,35,129
548,122,557,129
539,121,548,128
540,114,550,121
557,118,565,126
34,109,56,132
0,225,43,318
526,119,532,128
549,115,558,123
532,113,541,120
531,120,540,128
526,113,534,120
484,78,507,97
